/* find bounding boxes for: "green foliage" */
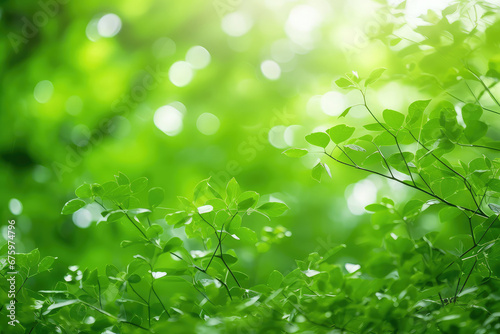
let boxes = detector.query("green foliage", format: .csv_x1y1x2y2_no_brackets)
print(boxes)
285,31,500,334
4,0,500,333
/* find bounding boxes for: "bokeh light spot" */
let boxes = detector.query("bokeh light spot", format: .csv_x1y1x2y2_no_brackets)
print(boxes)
268,125,288,148
169,61,194,87
34,80,54,103
186,46,211,70
65,96,83,115
346,179,378,215
9,198,23,215
97,14,122,38
221,12,253,37
321,91,346,116
261,60,281,80
197,113,220,135
154,105,183,136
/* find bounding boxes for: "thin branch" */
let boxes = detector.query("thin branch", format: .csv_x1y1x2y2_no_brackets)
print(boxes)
323,151,487,218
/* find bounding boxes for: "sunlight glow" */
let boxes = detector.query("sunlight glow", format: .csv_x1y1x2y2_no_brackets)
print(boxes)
154,105,184,136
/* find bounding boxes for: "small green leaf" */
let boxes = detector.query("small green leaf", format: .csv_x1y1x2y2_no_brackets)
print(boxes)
390,38,402,46
120,240,134,248
365,68,386,86
75,184,92,198
335,77,354,89
383,109,405,129
339,106,352,118
148,187,164,208
305,132,330,148
238,191,260,211
327,124,355,144
465,120,487,143
61,199,86,215
107,211,125,222
442,3,458,16
268,270,284,290
127,274,141,283
364,123,385,131
312,163,323,182
106,264,120,278
283,148,308,158
91,183,103,196
257,202,289,217
44,300,80,315
38,256,57,272
312,162,331,182
407,100,431,125
115,172,130,185
365,204,387,212
461,103,482,125
163,237,183,252
226,178,240,202
131,177,148,193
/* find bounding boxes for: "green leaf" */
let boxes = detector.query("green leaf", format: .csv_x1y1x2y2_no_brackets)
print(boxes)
146,224,163,239
115,172,130,185
365,204,387,212
236,226,258,243
38,256,57,272
44,300,80,315
364,123,385,131
390,38,402,46
163,237,183,252
344,144,366,152
238,191,260,210
127,274,141,283
312,163,324,182
407,100,431,125
327,124,355,144
442,3,458,16
106,264,120,278
91,183,103,196
383,109,405,129
311,162,332,182
461,103,482,125
319,244,346,264
365,68,386,86
131,177,148,193
465,120,488,143
283,148,308,158
268,270,284,290
257,202,289,217
305,132,330,148
226,178,240,202
61,199,86,215
120,240,134,248
335,77,354,89
75,184,92,198
148,187,164,207
107,211,125,222
339,106,352,118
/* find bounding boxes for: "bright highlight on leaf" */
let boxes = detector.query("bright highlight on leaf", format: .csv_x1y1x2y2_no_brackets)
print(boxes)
283,148,308,157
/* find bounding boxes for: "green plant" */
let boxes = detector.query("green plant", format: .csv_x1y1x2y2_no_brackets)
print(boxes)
2,175,295,333
283,65,500,332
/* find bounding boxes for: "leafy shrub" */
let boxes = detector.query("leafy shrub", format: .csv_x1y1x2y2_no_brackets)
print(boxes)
4,1,500,333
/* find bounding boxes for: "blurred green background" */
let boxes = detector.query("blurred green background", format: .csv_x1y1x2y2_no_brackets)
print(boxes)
1,0,494,289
